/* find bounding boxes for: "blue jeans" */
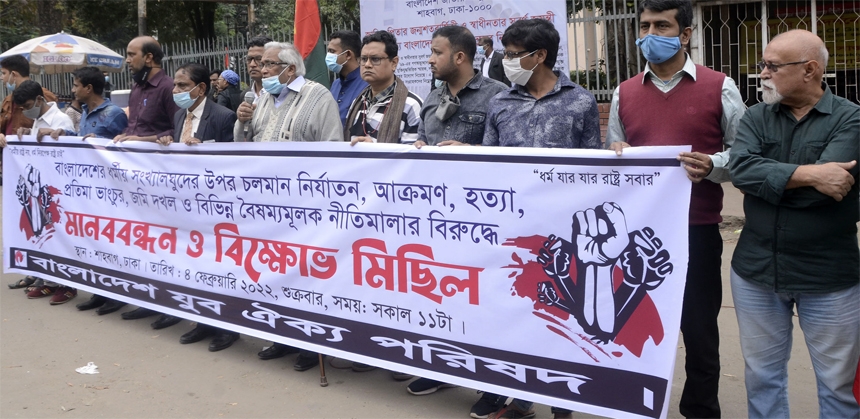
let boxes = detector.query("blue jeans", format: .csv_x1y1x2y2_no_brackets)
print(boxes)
731,269,860,418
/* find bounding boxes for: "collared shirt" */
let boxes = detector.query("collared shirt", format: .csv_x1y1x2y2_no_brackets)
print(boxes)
250,81,263,104
729,85,860,293
606,55,746,183
418,71,507,145
274,75,307,108
331,67,369,126
2,88,58,135
180,97,207,136
347,80,423,144
481,55,492,78
125,69,180,138
33,102,75,132
483,71,600,149
67,98,128,138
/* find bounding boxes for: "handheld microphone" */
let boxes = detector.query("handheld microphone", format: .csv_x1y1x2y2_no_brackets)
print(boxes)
242,91,255,141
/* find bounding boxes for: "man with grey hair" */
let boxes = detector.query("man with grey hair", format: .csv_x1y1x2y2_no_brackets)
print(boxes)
235,41,340,371
729,29,859,418
235,41,341,142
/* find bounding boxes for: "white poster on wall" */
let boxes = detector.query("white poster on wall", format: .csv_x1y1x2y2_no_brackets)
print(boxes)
359,0,569,99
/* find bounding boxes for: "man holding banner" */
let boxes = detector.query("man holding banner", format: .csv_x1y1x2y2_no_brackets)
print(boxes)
606,1,745,417
345,31,423,144
414,26,506,147
236,41,342,144
114,36,183,330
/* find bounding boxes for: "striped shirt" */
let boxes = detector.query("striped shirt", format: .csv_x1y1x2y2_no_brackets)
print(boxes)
347,81,423,144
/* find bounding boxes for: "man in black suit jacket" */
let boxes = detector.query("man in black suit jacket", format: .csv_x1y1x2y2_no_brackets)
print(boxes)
157,63,237,146
156,63,239,352
478,37,510,86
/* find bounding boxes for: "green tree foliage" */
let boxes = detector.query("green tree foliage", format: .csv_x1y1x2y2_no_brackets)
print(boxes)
0,0,40,51
254,0,360,37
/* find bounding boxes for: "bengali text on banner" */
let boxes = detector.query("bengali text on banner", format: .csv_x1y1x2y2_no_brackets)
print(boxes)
3,139,690,419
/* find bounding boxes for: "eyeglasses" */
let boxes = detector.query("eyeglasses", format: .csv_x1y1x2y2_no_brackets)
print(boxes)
245,55,263,64
503,50,536,59
260,61,288,69
756,60,809,73
359,56,390,66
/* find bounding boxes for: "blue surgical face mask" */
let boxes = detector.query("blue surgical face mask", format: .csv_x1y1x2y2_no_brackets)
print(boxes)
5,72,16,92
434,79,444,89
104,75,110,83
477,46,485,56
325,51,347,74
636,34,682,64
172,84,200,109
262,65,289,95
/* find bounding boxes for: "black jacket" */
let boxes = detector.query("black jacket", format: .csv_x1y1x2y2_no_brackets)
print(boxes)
480,51,510,86
172,99,237,143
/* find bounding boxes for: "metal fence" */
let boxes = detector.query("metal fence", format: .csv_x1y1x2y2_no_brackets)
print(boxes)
698,0,859,106
567,0,641,102
3,23,354,102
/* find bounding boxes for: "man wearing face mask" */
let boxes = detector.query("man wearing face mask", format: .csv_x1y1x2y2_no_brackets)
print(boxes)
154,63,239,351
0,81,77,304
482,19,600,152
414,26,506,148
1,55,59,139
605,1,745,417
477,37,510,86
235,41,341,143
345,30,423,144
158,63,236,146
235,42,342,370
113,36,180,144
114,36,183,330
327,30,369,126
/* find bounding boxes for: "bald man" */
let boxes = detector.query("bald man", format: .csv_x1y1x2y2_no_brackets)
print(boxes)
114,36,180,144
112,36,182,331
729,29,859,419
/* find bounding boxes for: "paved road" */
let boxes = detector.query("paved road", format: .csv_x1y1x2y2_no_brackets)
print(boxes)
0,184,821,418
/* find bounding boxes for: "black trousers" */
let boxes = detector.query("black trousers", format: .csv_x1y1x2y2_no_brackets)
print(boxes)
679,224,723,418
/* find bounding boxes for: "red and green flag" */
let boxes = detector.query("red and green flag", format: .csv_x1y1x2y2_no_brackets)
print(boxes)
295,0,330,88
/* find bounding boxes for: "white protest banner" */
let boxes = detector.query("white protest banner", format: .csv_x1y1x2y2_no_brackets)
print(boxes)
359,0,569,99
3,139,689,419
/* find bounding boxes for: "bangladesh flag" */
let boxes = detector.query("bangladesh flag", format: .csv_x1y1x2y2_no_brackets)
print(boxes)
295,0,330,88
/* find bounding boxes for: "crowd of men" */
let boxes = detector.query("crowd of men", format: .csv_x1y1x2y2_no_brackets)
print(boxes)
0,0,857,417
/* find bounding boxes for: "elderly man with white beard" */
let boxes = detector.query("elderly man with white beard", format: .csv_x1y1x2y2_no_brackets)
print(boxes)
728,29,860,419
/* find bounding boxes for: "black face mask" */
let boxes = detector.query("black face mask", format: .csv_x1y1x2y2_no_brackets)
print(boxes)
133,65,151,86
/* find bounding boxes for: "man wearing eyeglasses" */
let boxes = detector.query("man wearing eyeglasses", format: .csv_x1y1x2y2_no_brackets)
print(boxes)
239,36,273,107
474,18,598,419
345,30,423,144
235,41,341,143
729,29,859,419
605,2,745,418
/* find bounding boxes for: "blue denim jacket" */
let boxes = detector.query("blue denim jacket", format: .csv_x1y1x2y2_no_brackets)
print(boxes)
417,72,507,145
68,98,129,139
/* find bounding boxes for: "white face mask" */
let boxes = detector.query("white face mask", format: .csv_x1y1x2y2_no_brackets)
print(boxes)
502,51,539,86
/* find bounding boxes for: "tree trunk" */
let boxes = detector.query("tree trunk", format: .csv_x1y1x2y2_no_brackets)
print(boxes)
36,0,64,36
